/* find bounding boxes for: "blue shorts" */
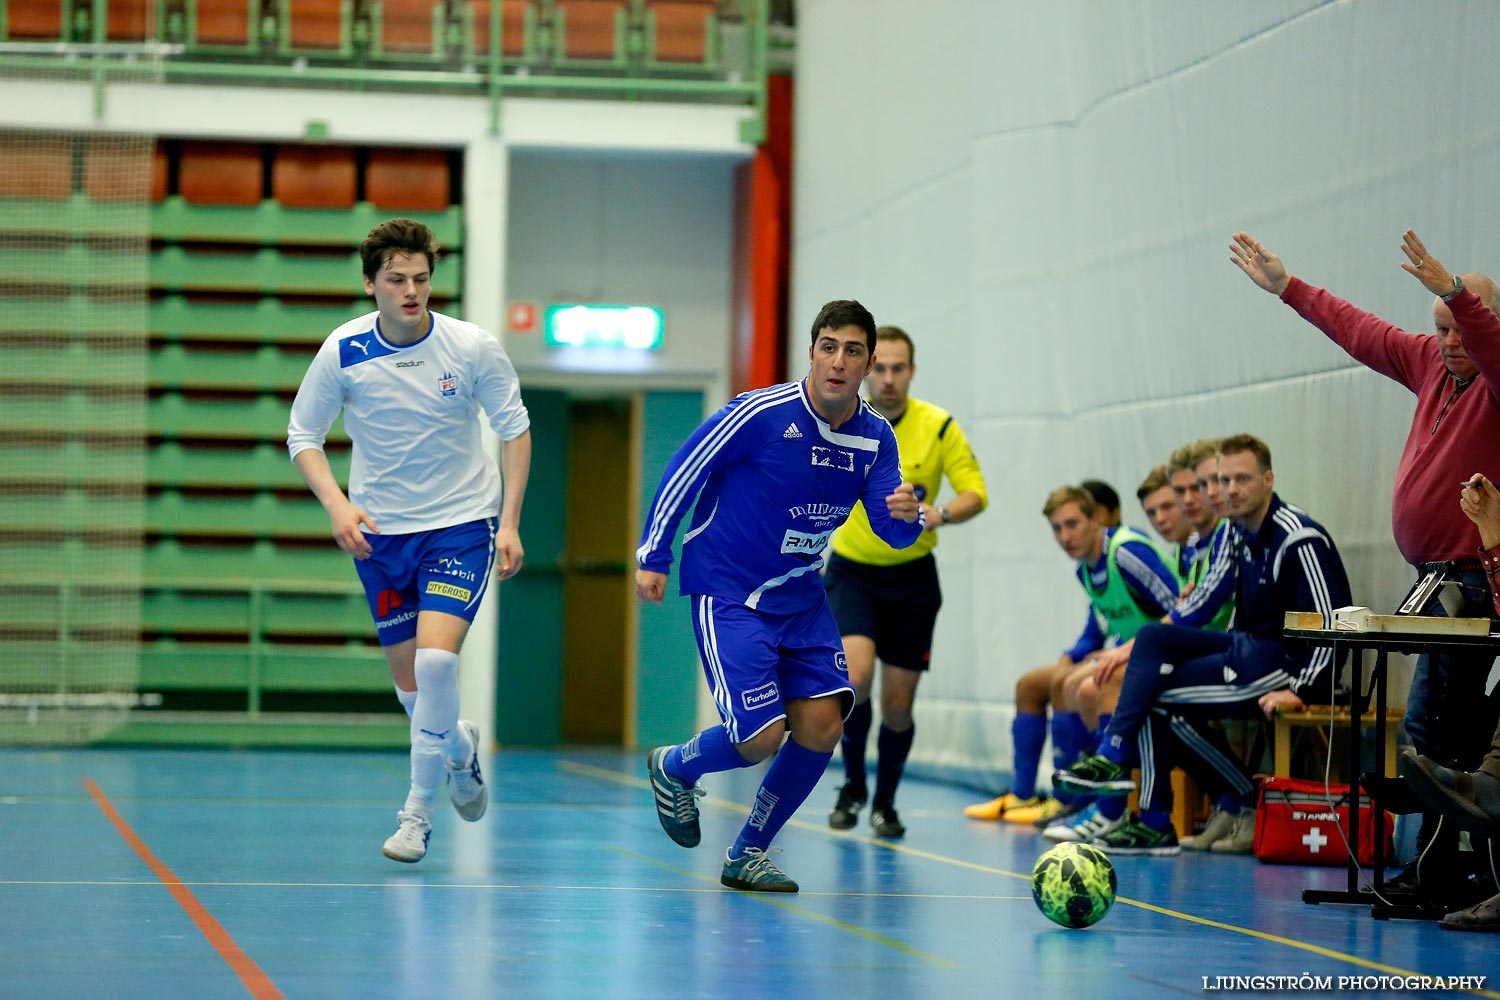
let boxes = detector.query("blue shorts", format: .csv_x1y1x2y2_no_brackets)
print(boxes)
689,594,855,743
352,518,497,646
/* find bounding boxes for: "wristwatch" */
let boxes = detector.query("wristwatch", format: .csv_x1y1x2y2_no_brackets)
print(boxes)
1442,274,1465,302
938,506,951,525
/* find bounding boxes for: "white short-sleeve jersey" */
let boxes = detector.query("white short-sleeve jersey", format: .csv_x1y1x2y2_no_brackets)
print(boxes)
287,310,530,535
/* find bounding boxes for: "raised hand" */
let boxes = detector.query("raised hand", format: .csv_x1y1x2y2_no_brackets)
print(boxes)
1399,229,1459,297
1229,231,1291,295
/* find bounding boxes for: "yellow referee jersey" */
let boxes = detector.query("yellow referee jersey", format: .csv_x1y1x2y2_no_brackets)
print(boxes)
830,396,988,566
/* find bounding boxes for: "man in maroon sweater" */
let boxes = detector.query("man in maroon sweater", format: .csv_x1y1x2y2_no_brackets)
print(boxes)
1231,229,1500,904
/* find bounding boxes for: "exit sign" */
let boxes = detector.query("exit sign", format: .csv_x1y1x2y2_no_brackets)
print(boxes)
544,304,664,350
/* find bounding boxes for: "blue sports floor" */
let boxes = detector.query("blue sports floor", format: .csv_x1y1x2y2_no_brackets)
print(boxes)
3,745,1494,1000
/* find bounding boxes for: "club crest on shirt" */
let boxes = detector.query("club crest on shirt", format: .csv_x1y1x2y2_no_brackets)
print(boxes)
439,371,458,396
811,446,854,471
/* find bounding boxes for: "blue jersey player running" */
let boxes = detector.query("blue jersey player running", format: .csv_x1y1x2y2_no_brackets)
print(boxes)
637,300,925,892
288,219,532,864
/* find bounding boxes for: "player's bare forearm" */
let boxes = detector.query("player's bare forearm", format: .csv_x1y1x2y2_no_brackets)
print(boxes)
941,489,986,526
293,449,348,511
293,448,375,557
498,430,532,535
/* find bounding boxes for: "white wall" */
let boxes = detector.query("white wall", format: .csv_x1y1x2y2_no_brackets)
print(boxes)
504,150,740,392
792,0,1500,782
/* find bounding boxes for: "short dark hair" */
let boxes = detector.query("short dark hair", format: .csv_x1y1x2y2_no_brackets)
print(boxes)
1219,433,1272,472
1136,465,1171,502
876,325,914,364
1044,485,1098,520
1079,479,1120,515
360,218,440,281
810,300,876,352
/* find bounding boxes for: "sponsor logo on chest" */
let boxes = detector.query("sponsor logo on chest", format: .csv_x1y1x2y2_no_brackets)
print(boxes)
781,527,832,554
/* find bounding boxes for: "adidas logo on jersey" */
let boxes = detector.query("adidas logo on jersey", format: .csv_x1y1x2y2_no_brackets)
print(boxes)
783,423,803,439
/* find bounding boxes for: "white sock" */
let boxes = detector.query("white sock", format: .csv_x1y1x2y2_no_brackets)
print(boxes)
406,648,465,811
394,685,417,718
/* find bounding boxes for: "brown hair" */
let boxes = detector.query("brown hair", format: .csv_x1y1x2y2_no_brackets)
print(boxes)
1043,485,1098,520
876,325,914,364
1186,437,1223,470
360,218,441,280
1218,433,1272,471
1136,465,1171,502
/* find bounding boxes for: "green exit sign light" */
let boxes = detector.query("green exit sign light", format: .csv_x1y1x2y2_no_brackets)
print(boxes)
544,304,664,350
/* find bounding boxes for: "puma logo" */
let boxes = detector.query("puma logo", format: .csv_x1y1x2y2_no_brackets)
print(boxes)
419,728,449,740
350,339,369,355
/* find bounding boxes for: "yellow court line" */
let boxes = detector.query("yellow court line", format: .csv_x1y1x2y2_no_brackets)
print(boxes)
564,758,1500,998
612,847,959,968
0,878,1010,901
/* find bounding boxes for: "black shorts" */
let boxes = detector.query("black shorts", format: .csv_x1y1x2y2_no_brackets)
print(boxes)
823,552,942,670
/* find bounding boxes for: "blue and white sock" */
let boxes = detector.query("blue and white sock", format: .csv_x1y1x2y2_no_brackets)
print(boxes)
732,739,832,857
667,725,754,785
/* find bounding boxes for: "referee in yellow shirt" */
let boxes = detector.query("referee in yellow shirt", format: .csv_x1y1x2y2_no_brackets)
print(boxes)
824,326,988,837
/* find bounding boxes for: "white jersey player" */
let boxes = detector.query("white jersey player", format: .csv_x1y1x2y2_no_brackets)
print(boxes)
287,218,531,863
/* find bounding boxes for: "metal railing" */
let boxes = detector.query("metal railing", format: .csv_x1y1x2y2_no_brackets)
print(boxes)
0,0,770,138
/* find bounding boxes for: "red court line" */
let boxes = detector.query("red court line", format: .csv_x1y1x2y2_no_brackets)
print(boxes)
83,777,285,1000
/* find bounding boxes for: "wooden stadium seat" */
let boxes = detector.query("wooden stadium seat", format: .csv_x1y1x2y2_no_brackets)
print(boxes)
7,0,66,39
376,0,441,54
178,141,263,205
646,0,714,64
554,0,624,61
194,0,259,46
82,138,162,202
0,136,73,200
365,149,451,211
283,0,345,50
105,0,156,40
272,145,357,209
152,142,168,201
469,0,529,58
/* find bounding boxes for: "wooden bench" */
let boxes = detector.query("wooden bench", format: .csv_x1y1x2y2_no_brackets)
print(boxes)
1272,705,1403,779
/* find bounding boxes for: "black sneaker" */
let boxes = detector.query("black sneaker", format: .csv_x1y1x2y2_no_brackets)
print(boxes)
1092,815,1180,856
1055,753,1135,795
870,804,905,838
829,782,867,830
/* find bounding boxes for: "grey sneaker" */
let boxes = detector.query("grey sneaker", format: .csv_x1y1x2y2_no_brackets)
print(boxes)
1209,809,1256,854
446,720,488,822
1181,807,1235,850
647,746,704,848
828,782,866,830
382,809,432,863
721,847,799,893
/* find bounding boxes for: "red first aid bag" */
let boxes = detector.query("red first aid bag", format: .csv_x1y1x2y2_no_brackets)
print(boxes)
1252,775,1394,867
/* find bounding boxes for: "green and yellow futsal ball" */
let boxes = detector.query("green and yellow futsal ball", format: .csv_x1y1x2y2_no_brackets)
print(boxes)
1031,842,1117,929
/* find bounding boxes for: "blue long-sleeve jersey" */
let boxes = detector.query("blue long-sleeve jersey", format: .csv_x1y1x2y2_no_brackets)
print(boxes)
637,379,925,614
1234,494,1352,696
1170,518,1239,628
1063,527,1180,662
